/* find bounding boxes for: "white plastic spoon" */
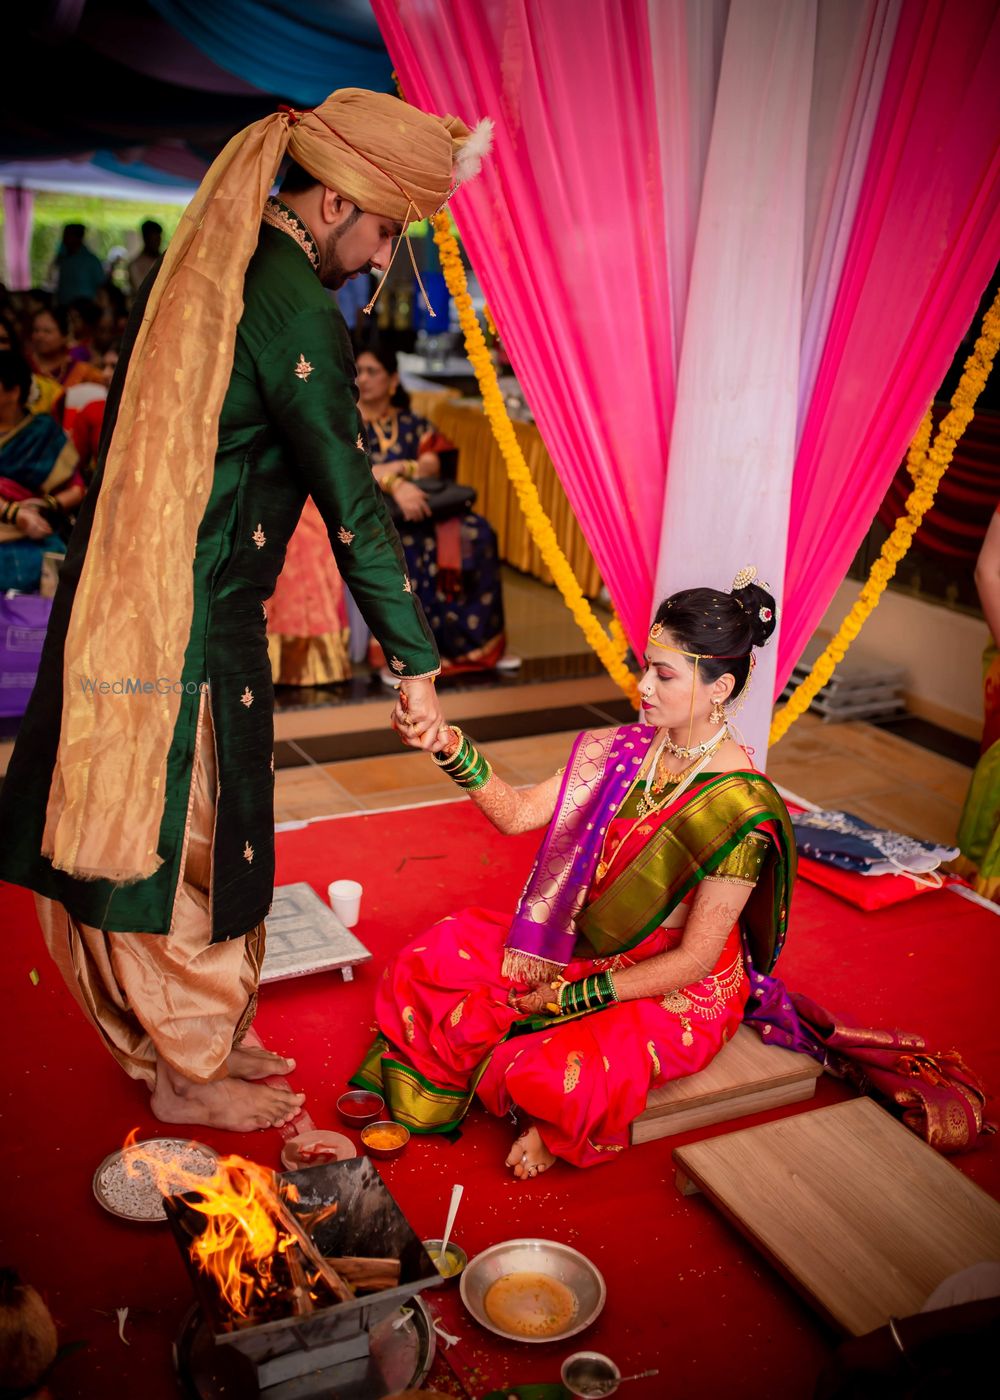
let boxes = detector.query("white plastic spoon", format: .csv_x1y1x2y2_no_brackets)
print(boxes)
439,1182,464,1258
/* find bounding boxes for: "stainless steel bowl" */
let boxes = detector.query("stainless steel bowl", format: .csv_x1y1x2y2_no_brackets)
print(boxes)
421,1237,468,1284
459,1238,606,1343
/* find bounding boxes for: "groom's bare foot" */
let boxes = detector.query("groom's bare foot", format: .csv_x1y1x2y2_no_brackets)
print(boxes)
151,1062,305,1132
226,1045,296,1081
505,1126,556,1180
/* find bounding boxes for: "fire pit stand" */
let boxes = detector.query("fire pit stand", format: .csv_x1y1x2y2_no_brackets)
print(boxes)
174,1293,436,1400
166,1156,443,1399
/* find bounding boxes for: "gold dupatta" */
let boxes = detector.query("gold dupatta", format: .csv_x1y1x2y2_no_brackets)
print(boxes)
41,91,477,883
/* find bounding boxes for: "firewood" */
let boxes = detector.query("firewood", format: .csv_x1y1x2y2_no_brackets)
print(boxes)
325,1256,401,1291
284,1244,314,1315
271,1195,355,1304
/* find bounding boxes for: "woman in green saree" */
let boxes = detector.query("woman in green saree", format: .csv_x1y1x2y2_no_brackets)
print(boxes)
354,572,795,1176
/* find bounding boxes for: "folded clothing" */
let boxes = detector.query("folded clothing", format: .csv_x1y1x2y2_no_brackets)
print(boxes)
792,808,957,878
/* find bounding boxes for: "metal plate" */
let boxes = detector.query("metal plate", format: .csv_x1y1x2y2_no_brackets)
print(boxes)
93,1138,218,1223
460,1238,606,1344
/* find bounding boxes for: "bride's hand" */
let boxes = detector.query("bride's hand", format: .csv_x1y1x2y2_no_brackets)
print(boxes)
512,985,558,1016
429,723,461,756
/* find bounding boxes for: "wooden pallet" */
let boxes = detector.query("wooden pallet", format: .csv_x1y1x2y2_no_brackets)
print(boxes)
631,1024,822,1144
673,1097,1000,1335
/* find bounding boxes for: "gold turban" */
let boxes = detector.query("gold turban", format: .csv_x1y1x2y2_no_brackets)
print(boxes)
42,89,486,883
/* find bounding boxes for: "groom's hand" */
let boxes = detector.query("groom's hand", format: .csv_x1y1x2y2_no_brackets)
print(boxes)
392,677,444,751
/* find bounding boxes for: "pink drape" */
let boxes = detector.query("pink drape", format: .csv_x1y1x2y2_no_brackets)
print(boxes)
372,0,675,648
778,0,1000,685
377,0,1000,732
2,186,34,291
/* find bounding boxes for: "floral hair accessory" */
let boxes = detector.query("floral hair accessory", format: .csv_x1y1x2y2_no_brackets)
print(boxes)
732,565,758,591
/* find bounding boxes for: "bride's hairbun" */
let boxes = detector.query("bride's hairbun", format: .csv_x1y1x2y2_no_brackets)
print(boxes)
731,572,777,647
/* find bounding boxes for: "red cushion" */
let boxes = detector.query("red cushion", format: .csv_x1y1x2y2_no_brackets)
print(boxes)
796,855,939,909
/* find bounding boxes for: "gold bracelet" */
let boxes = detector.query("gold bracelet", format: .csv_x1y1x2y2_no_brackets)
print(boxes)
380,471,402,494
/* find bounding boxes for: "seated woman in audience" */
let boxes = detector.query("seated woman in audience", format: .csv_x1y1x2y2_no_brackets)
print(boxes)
353,575,794,1176
357,342,510,677
27,307,103,416
0,351,84,591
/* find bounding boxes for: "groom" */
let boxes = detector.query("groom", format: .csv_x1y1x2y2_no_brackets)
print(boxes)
0,88,486,1131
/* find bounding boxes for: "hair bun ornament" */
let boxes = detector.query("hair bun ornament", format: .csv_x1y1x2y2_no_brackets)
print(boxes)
732,565,758,591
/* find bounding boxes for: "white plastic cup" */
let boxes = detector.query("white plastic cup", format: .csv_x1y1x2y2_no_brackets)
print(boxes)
328,879,363,928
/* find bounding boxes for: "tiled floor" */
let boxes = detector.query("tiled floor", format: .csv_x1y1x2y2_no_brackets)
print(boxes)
276,709,973,848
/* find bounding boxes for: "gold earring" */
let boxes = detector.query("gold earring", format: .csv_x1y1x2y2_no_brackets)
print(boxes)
710,698,726,726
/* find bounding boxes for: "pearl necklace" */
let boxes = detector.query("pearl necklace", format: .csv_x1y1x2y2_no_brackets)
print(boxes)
663,723,729,761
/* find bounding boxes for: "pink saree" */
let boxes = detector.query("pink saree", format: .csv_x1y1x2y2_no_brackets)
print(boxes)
352,725,795,1168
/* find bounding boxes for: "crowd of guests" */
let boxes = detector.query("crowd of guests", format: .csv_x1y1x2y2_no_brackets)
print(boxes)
2,220,511,675
0,221,142,592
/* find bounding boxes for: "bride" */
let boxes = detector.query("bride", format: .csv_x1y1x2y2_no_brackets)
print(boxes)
351,571,795,1177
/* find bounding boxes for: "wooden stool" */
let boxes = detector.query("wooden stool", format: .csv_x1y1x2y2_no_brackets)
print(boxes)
673,1097,1000,1335
631,1023,822,1144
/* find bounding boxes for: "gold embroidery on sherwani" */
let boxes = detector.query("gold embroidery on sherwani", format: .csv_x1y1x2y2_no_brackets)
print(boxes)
252,523,266,548
403,578,412,593
390,655,406,673
564,1050,583,1093
355,433,366,451
402,1006,417,1043
261,197,320,271
294,353,314,381
240,687,254,708
338,525,355,546
243,841,254,864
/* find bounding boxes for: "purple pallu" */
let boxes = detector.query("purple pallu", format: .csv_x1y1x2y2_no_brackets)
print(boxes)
502,724,654,980
744,967,993,1152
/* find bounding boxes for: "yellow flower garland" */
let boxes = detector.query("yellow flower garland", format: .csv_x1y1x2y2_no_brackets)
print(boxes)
433,214,640,704
770,286,1000,746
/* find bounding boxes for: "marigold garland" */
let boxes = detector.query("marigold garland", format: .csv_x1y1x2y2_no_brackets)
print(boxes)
770,286,1000,747
433,214,639,704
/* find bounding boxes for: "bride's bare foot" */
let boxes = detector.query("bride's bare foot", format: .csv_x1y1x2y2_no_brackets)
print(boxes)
505,1126,556,1180
226,1045,296,1081
151,1061,305,1132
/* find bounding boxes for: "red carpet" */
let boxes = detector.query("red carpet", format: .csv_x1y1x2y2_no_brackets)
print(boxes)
2,799,998,1399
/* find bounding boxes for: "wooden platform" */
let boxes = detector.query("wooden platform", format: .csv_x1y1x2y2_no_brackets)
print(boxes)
673,1097,1000,1336
631,1024,822,1143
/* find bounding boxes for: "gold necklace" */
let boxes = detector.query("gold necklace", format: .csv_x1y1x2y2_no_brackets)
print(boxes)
368,412,399,460
635,755,701,817
595,742,718,883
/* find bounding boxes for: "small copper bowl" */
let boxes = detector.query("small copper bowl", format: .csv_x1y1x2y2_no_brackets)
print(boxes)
360,1120,410,1160
336,1089,384,1128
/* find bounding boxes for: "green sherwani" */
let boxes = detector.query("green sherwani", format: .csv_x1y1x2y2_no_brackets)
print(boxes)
0,207,438,941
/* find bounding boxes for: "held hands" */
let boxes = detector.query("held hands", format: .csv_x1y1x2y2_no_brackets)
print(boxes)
391,677,445,751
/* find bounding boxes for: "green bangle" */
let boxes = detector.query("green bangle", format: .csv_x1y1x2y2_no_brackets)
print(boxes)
434,730,493,791
558,971,618,1015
